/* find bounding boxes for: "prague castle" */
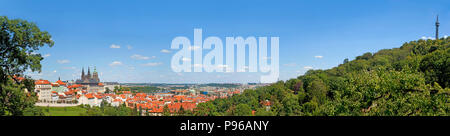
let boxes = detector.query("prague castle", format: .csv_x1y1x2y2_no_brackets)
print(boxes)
76,66,100,85
75,66,104,92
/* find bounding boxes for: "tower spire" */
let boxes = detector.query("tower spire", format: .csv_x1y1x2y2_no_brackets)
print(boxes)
436,15,440,40
81,67,85,80
88,66,91,78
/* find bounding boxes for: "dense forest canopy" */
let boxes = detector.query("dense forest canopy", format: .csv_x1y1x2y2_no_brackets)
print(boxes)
193,38,450,116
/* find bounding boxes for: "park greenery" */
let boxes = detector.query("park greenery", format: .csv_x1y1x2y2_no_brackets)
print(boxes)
194,38,450,116
30,103,138,116
0,16,53,116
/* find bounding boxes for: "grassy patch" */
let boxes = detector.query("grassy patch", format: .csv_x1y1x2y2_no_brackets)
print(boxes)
36,106,87,116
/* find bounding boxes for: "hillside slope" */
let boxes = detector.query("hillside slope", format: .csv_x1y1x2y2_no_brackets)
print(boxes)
193,38,450,116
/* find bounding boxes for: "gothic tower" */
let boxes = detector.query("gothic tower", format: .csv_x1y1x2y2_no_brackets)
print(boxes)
436,15,440,40
93,66,100,82
87,66,91,79
81,67,85,80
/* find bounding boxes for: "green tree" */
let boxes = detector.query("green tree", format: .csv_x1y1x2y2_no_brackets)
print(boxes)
234,104,252,116
306,79,328,104
162,105,170,116
0,16,53,116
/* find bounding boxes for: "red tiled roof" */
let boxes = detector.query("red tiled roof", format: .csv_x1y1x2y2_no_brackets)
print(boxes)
56,80,66,86
85,93,94,99
68,84,82,89
35,80,51,85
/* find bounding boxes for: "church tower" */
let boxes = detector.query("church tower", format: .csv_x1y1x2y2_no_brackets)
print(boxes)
436,15,440,40
93,66,100,82
81,67,85,80
87,66,91,78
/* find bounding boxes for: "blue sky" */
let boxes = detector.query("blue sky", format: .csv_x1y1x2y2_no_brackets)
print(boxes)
1,0,449,83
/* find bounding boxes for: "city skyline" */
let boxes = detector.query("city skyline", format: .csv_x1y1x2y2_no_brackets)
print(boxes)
1,0,449,83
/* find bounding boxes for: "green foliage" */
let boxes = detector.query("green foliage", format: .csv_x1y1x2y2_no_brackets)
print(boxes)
420,48,450,88
234,104,252,116
0,77,36,115
79,104,137,116
35,106,86,116
0,16,54,83
194,37,450,116
0,16,53,116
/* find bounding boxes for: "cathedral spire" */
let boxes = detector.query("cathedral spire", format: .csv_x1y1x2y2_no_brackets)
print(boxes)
436,15,440,40
87,66,91,77
81,67,85,79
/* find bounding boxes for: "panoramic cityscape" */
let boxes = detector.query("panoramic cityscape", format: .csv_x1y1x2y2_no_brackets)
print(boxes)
1,0,448,135
1,0,448,118
31,66,269,115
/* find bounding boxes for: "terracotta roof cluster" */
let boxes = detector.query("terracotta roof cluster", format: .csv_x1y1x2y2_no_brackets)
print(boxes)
12,75,25,82
56,80,67,86
68,84,82,89
35,80,51,85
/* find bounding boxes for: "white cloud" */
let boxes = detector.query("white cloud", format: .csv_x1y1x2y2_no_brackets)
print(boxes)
142,62,162,66
110,44,121,49
303,66,313,69
57,60,70,64
421,36,435,40
127,45,132,50
53,70,57,73
161,49,171,53
444,35,448,39
283,63,297,67
314,55,323,59
262,57,271,60
109,61,123,66
130,54,155,60
43,54,51,58
182,57,191,62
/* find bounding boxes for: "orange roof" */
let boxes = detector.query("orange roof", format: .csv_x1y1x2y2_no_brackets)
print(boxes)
85,93,94,99
95,94,103,99
56,80,66,86
68,84,82,89
64,91,74,95
261,100,271,106
98,83,104,86
12,75,25,81
35,80,51,85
